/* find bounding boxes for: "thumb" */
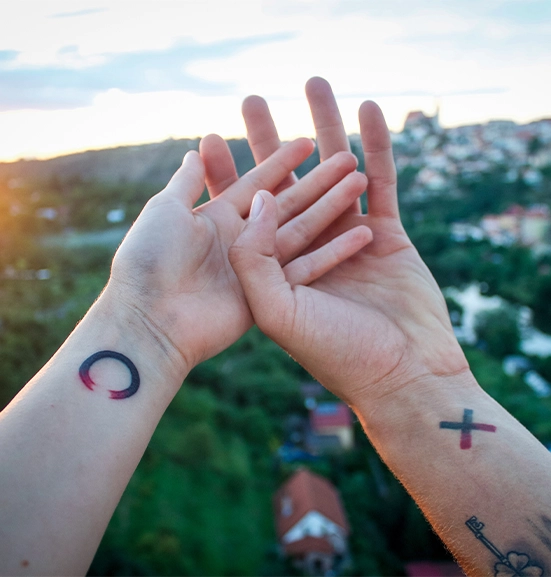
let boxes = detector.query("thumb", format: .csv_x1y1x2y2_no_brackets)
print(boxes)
161,150,206,208
228,190,295,335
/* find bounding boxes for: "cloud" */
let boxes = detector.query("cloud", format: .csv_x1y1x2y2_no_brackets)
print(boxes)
400,25,551,62
328,0,551,54
338,87,509,98
0,33,294,111
266,87,508,101
49,8,108,19
0,50,19,62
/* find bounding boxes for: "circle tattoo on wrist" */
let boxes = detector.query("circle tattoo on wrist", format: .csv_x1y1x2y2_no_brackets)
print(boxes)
79,350,140,399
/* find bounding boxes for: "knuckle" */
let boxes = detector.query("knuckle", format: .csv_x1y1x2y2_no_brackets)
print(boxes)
144,193,169,211
290,217,312,248
276,192,297,219
332,150,356,169
370,173,397,188
344,171,368,192
227,243,249,266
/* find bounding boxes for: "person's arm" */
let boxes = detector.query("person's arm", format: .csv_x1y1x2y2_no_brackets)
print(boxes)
0,141,371,576
228,81,551,576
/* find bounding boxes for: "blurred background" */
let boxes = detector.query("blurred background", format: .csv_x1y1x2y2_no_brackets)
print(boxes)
1,1,551,575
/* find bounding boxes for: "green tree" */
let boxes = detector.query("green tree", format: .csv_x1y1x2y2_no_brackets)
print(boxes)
532,275,551,333
474,305,520,358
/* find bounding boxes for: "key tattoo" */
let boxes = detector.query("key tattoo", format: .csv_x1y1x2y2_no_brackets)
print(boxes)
466,516,543,576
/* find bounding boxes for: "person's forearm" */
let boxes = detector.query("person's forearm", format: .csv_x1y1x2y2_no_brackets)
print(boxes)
0,286,188,576
353,371,551,576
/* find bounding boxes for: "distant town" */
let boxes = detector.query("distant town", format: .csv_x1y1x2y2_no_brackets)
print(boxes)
4,109,551,253
352,110,551,252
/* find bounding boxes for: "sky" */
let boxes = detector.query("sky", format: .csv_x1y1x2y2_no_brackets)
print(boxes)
1,0,550,161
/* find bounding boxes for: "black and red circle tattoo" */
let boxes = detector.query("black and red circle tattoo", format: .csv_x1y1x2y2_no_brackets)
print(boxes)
79,350,140,400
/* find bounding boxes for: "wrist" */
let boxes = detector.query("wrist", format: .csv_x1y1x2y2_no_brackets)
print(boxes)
351,368,484,448
84,286,191,393
343,324,470,412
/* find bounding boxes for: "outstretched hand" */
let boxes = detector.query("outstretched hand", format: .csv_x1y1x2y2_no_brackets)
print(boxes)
105,139,370,380
228,81,469,410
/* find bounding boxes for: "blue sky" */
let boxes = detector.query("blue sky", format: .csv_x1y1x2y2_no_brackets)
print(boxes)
1,0,550,160
0,34,292,110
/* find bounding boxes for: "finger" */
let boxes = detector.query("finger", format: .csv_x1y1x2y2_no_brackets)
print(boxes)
275,150,358,225
242,95,297,192
222,138,314,216
305,77,361,214
305,77,351,161
276,170,368,263
283,225,372,286
242,95,282,164
359,100,400,219
160,151,205,208
228,190,295,336
199,134,238,199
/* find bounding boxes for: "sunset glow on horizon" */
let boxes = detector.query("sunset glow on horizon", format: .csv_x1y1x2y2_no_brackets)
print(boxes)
1,0,550,162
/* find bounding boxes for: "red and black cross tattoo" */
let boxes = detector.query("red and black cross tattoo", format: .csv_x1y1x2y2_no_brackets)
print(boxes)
439,409,496,449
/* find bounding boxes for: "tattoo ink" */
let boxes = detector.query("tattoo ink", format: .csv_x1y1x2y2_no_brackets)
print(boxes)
440,408,496,449
528,516,551,554
79,351,140,399
466,516,543,576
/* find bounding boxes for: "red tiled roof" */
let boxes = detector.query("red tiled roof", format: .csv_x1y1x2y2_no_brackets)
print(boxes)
516,130,533,141
525,206,550,217
405,111,428,124
504,204,524,216
310,403,352,430
273,469,349,539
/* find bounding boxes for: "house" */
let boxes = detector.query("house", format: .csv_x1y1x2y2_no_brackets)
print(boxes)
404,109,440,133
309,402,354,452
480,205,551,247
274,468,350,576
520,205,550,246
480,205,522,245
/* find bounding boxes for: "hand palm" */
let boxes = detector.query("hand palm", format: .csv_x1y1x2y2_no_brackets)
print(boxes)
295,213,465,402
207,77,469,405
110,191,249,369
109,141,367,372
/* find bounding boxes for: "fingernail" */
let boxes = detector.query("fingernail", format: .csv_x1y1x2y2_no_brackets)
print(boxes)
182,151,192,165
250,193,265,220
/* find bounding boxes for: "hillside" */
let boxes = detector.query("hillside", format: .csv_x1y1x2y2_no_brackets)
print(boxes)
0,137,257,187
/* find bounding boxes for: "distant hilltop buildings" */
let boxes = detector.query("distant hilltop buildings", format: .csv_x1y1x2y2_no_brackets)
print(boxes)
451,204,551,249
349,108,551,202
3,110,551,258
404,107,442,137
480,204,551,247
